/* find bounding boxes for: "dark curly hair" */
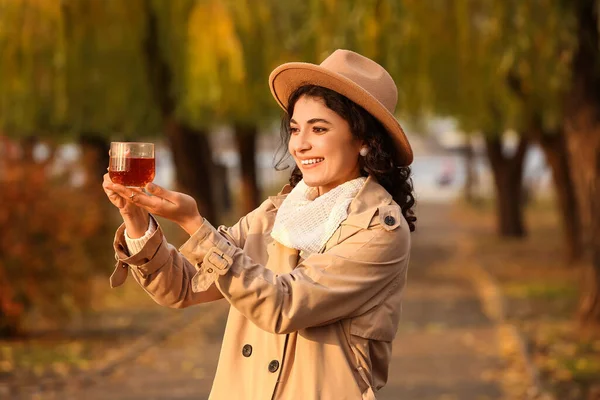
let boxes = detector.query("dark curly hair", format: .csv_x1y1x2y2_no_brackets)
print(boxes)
274,85,416,232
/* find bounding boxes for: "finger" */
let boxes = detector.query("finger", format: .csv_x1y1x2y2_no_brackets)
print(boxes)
108,192,126,208
102,181,126,208
145,183,178,204
129,190,168,211
103,177,117,194
106,184,167,214
106,181,129,196
146,182,177,203
110,185,144,202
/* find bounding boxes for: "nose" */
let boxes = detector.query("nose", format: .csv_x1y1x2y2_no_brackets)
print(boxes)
290,129,311,154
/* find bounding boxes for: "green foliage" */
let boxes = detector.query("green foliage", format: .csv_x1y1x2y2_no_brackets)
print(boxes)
183,0,297,128
386,0,577,135
0,0,583,139
0,0,161,140
0,0,66,136
61,0,161,137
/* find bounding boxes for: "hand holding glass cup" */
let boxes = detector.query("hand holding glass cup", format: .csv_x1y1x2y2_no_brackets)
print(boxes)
104,141,203,237
108,142,155,188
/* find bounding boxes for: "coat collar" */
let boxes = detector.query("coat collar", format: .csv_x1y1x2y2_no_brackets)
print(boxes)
268,184,293,210
267,175,392,229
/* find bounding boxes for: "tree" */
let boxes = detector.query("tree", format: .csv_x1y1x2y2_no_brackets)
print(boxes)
499,0,581,257
60,0,159,189
184,0,282,214
563,0,600,326
383,0,581,244
140,0,219,222
0,0,68,139
393,0,599,325
61,0,222,223
0,0,111,335
378,0,530,236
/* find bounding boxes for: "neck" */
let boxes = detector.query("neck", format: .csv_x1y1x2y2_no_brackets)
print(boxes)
316,171,363,197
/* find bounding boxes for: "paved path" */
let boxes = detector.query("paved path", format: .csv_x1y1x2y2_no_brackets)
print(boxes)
376,204,504,400
26,203,505,400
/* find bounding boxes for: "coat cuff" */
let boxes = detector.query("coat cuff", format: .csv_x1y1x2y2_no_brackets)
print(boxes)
109,215,169,288
179,219,236,293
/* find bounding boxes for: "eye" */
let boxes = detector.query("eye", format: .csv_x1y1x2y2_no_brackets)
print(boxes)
289,126,300,134
313,126,327,134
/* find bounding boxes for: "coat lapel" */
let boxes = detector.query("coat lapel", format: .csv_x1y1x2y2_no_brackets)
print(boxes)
266,239,299,274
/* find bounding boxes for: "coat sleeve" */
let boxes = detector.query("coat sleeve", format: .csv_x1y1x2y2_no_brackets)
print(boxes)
215,209,257,249
179,217,410,334
109,207,260,308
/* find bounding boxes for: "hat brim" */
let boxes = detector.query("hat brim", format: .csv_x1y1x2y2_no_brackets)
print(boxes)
269,62,413,166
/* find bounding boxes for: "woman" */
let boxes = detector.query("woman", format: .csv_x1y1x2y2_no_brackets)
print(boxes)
103,49,416,400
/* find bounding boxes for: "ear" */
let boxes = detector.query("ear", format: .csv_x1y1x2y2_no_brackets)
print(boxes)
359,139,369,152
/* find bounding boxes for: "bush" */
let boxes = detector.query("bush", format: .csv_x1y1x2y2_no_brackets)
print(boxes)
0,138,113,337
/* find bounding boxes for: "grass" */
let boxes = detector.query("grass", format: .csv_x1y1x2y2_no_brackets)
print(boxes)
0,275,175,385
563,357,600,383
0,341,92,378
503,282,579,301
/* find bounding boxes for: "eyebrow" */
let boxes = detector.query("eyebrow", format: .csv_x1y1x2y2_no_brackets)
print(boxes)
290,118,332,125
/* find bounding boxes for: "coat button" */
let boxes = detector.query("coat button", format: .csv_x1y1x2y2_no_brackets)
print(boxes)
384,215,396,226
268,360,279,373
242,344,252,357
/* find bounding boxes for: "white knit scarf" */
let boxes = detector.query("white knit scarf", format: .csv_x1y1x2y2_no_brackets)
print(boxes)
271,177,367,259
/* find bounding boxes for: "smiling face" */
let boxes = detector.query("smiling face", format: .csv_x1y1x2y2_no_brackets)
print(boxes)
288,96,364,196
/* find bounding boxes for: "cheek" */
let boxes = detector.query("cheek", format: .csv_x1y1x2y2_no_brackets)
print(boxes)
330,140,358,160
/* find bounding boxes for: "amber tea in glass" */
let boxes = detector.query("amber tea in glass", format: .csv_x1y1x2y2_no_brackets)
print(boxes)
109,142,155,187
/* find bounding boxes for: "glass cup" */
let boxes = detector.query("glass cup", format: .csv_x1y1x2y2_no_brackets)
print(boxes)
108,142,155,188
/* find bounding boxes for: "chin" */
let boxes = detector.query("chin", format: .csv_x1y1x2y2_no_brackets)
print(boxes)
302,176,326,188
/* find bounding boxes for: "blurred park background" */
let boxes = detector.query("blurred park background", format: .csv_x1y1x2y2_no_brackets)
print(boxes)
1,0,600,399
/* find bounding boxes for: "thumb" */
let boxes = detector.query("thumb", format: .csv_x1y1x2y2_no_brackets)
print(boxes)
146,182,175,202
146,182,162,195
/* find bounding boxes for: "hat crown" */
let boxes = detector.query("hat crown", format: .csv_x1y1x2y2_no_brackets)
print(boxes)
319,50,398,113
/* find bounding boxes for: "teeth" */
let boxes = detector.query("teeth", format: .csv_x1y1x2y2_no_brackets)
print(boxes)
301,158,324,165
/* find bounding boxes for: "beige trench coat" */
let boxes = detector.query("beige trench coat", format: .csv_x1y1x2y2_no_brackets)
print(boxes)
110,175,411,400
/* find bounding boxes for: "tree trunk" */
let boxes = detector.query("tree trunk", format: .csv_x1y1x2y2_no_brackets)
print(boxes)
505,53,583,261
463,137,478,203
141,0,217,223
485,135,529,237
537,131,582,262
78,133,113,263
234,124,261,215
565,0,600,326
165,120,217,223
79,133,110,189
580,250,600,328
21,136,37,162
569,129,600,326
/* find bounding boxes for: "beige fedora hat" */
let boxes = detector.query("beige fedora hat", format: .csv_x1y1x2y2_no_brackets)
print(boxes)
269,49,413,166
